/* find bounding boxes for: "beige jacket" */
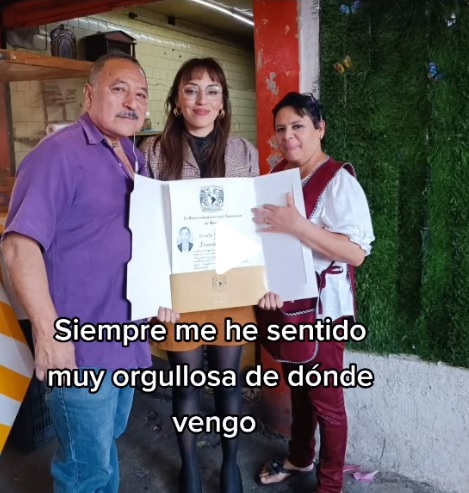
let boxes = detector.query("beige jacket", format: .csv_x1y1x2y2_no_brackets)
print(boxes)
140,135,259,179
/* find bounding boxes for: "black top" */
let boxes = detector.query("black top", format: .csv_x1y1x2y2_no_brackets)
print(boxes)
187,130,216,178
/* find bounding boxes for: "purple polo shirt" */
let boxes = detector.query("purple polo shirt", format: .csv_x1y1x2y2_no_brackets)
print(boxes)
4,113,152,370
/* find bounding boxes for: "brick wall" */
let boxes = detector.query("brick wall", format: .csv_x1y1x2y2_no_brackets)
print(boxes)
8,6,257,169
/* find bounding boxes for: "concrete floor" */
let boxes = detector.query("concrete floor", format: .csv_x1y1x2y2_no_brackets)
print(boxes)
0,374,447,493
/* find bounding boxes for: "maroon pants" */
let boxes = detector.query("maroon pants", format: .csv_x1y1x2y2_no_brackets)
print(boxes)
281,339,347,493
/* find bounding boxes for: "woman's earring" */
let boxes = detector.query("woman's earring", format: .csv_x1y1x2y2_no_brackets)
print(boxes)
218,109,225,119
173,107,182,117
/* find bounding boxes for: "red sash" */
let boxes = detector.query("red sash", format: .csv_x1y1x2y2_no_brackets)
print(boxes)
256,157,357,363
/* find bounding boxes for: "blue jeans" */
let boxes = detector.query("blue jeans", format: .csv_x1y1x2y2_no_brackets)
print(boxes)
45,370,134,493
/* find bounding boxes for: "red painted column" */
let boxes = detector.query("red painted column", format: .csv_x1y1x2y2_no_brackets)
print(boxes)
253,0,300,175
253,0,302,437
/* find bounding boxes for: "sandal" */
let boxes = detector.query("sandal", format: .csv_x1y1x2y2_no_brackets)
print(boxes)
256,457,314,486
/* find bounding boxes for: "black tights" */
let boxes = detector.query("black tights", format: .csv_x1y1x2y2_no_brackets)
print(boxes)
167,345,243,493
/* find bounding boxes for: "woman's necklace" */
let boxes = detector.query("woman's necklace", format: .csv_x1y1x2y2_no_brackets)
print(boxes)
301,154,330,186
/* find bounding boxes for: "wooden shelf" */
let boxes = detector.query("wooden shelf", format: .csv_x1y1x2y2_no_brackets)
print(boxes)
0,50,92,83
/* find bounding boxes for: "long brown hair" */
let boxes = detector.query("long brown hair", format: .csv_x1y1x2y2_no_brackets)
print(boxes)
154,57,232,180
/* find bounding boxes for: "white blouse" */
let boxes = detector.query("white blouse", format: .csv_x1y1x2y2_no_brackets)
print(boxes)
308,167,375,322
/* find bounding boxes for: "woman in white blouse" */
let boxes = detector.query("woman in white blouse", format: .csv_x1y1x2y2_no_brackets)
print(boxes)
254,92,374,493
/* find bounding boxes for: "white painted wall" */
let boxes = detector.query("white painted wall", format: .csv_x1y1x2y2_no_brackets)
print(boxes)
345,351,469,493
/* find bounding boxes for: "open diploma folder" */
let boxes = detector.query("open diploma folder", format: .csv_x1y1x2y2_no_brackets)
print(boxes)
127,168,318,320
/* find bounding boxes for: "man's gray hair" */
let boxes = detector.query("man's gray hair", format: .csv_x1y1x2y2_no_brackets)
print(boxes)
87,52,145,86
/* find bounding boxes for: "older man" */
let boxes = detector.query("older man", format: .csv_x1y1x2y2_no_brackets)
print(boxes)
2,52,169,493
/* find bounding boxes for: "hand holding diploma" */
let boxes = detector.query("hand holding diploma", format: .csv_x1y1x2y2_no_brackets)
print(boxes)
258,292,283,310
252,193,306,237
156,306,181,324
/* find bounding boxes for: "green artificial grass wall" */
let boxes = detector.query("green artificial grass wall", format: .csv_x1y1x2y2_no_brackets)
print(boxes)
320,0,469,367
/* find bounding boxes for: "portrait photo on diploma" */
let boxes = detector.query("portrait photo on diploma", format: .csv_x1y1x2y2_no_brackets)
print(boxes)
177,227,194,253
127,169,319,320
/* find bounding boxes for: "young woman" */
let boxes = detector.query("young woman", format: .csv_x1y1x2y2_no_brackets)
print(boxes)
253,92,375,493
141,57,259,493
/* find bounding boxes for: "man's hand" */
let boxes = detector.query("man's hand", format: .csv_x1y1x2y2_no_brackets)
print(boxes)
157,307,180,324
1,234,75,381
34,337,77,381
258,292,283,310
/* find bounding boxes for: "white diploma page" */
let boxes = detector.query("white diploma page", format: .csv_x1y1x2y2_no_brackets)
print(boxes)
127,170,318,321
169,178,265,275
254,169,318,302
128,175,172,320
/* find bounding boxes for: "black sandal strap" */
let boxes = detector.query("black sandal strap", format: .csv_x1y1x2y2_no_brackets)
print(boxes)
264,458,292,476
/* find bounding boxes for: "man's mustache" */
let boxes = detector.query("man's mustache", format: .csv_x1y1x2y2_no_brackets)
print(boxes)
117,111,139,120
